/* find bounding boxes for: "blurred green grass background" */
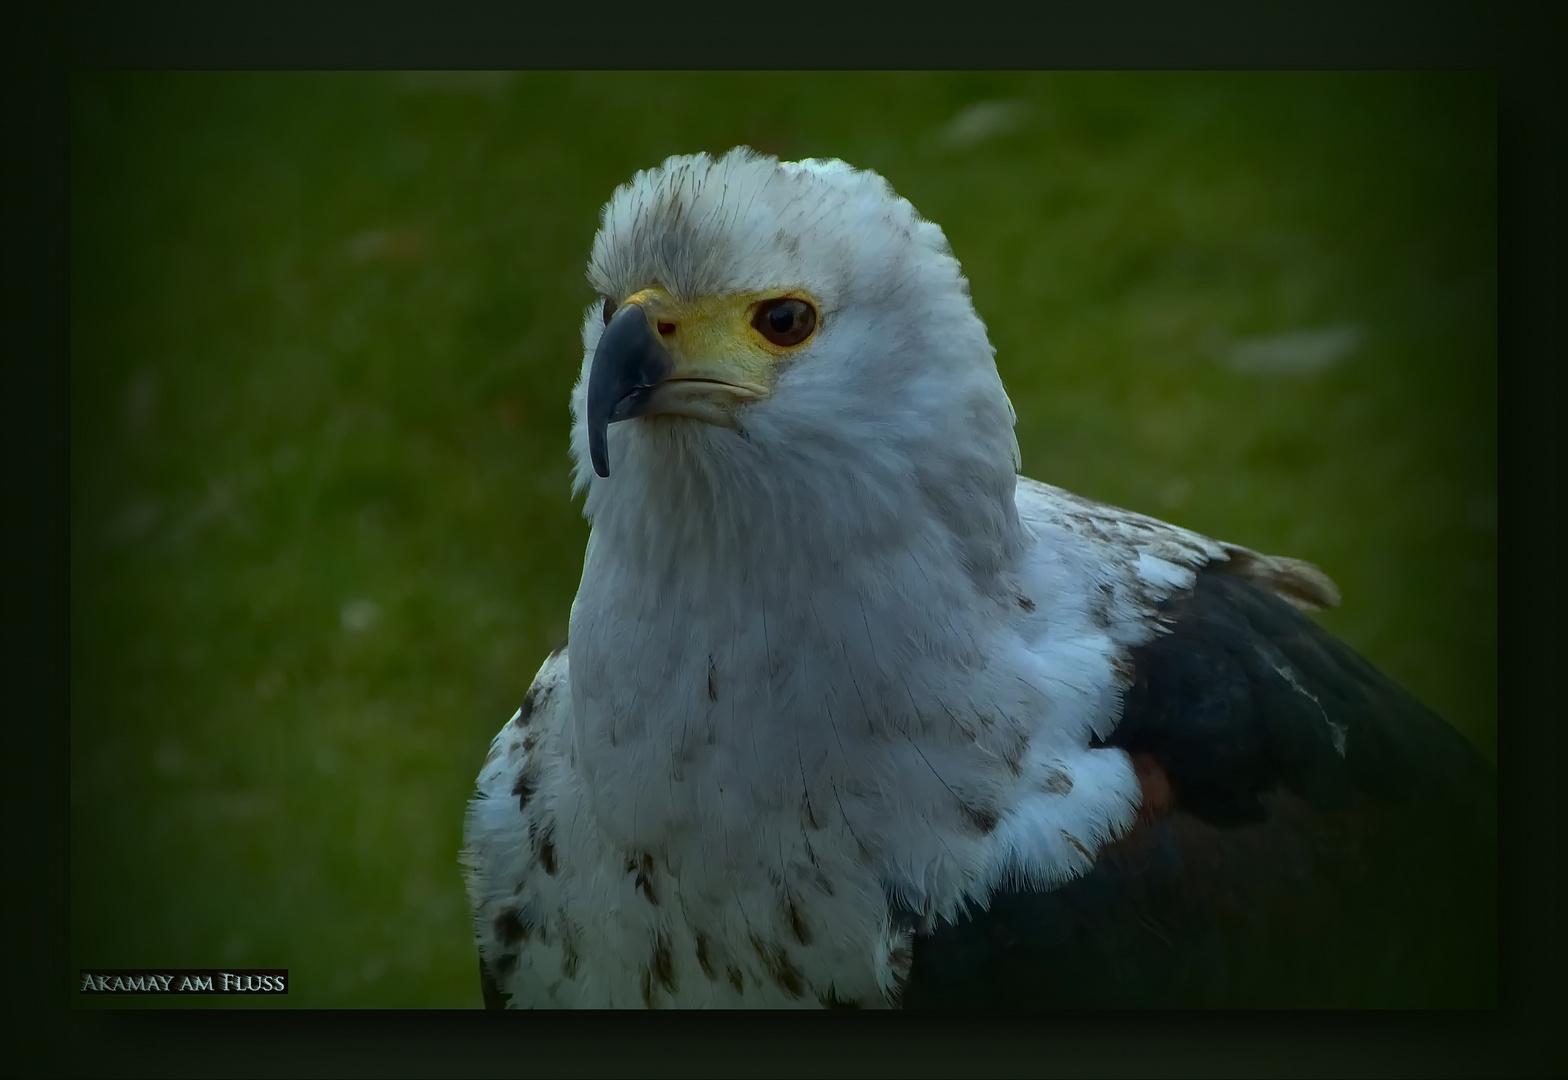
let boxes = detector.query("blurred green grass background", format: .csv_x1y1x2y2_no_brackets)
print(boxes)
70,72,1495,1008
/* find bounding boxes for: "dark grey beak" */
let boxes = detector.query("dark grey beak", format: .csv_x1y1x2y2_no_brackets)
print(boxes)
586,304,674,478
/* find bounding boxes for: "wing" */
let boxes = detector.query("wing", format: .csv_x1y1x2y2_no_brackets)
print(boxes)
462,644,572,1010
900,567,1496,1008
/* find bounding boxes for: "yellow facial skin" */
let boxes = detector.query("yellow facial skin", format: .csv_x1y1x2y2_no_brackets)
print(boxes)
616,286,818,427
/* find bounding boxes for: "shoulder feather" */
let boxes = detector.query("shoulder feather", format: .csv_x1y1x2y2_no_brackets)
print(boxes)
1015,476,1339,611
902,565,1494,1007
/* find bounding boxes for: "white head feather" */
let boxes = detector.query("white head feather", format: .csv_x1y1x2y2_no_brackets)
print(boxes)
568,148,1024,593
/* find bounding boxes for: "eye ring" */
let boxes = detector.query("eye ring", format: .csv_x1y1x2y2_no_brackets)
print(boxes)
751,298,817,347
601,297,616,325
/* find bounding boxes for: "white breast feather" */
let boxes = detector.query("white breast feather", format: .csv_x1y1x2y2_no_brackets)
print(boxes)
462,479,1336,1007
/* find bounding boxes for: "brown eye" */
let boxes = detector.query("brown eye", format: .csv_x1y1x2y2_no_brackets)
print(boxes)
601,297,616,325
752,298,817,347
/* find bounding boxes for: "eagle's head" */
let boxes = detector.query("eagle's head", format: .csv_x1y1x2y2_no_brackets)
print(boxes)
569,149,1023,578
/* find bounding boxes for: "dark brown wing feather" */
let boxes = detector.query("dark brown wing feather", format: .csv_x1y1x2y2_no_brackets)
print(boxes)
900,568,1496,1008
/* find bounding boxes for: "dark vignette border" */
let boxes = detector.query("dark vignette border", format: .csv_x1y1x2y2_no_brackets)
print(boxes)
15,0,1556,1075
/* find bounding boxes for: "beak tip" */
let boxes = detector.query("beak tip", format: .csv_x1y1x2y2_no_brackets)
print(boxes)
589,430,610,478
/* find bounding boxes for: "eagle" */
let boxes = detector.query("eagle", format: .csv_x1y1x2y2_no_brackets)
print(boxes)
462,148,1495,1008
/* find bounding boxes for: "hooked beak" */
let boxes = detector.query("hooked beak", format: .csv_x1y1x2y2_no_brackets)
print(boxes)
585,303,675,478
